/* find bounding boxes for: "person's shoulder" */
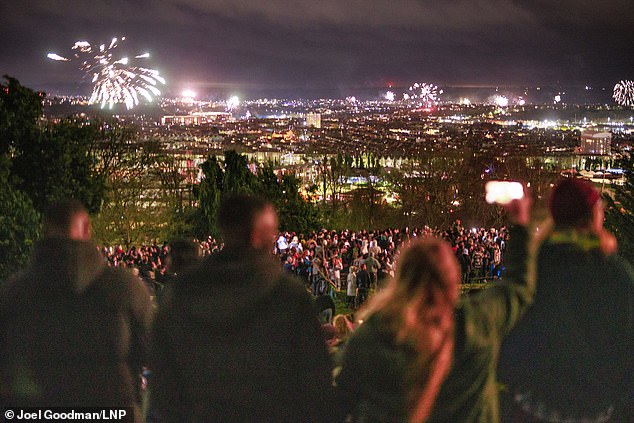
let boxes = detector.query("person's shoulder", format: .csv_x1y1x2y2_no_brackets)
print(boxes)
97,267,151,300
99,266,138,285
172,253,225,287
0,269,32,307
276,274,311,298
345,315,393,357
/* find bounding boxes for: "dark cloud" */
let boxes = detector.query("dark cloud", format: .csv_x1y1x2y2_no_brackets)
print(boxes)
1,0,632,95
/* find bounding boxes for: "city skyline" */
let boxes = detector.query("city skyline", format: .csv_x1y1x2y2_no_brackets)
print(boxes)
1,0,633,96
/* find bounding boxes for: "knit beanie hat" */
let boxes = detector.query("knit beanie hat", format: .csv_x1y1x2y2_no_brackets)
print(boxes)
549,178,600,227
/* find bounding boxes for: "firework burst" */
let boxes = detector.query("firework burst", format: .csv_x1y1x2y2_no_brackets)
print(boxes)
613,80,634,107
403,82,441,105
47,37,165,110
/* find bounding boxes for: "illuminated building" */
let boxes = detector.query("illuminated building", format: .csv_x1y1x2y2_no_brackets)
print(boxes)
305,112,321,128
580,130,611,156
161,111,231,126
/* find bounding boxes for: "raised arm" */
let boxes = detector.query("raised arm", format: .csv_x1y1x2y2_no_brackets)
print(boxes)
467,193,535,338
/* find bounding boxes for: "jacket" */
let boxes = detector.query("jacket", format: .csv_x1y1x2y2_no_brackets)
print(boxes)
499,231,634,421
149,247,334,422
0,237,152,420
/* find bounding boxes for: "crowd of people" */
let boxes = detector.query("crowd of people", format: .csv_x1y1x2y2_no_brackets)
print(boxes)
1,178,633,423
273,222,509,303
100,221,510,309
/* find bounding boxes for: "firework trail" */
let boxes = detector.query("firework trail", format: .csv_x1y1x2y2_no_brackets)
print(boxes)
613,80,634,107
47,37,165,109
403,82,441,105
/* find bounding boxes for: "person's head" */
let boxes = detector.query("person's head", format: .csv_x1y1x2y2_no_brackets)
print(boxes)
360,238,460,340
217,194,278,251
333,314,352,340
549,178,602,232
43,199,91,241
394,239,460,309
167,238,200,274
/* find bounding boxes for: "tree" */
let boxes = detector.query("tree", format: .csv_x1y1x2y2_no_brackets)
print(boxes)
193,156,224,237
0,75,43,155
0,76,112,275
258,164,321,234
193,151,256,238
1,77,107,214
11,119,107,213
604,153,634,265
193,151,322,237
222,150,255,193
0,157,40,279
91,138,184,246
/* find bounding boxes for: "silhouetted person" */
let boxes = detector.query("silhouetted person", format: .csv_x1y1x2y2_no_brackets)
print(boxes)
150,194,333,422
356,263,371,307
0,200,152,420
499,178,634,421
154,238,200,304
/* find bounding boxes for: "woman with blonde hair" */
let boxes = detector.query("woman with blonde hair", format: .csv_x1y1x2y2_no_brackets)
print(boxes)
336,196,532,422
336,238,459,423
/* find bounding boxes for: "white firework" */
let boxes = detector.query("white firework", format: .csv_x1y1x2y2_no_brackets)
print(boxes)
613,80,634,107
493,95,509,107
404,82,440,106
226,96,240,110
47,37,165,110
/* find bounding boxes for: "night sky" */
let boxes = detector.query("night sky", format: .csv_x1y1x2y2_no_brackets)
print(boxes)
2,0,633,96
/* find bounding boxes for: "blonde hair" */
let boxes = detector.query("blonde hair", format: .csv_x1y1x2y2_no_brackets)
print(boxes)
358,238,458,422
333,314,352,340
359,238,457,325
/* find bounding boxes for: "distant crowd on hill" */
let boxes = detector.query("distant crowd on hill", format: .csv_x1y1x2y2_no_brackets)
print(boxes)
100,220,510,303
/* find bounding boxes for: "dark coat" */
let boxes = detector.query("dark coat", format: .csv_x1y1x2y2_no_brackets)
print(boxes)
356,269,371,291
499,233,634,420
0,237,153,420
149,247,334,423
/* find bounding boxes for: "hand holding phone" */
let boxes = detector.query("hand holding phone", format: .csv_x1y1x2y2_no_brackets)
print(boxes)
485,181,531,225
485,181,524,205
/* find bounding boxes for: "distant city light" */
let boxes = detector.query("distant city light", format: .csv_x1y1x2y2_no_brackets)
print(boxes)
554,94,561,103
458,98,471,106
346,96,357,103
182,89,196,98
518,98,526,106
384,91,395,102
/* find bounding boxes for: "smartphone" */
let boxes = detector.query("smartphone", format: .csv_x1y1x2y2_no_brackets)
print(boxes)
485,181,524,205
